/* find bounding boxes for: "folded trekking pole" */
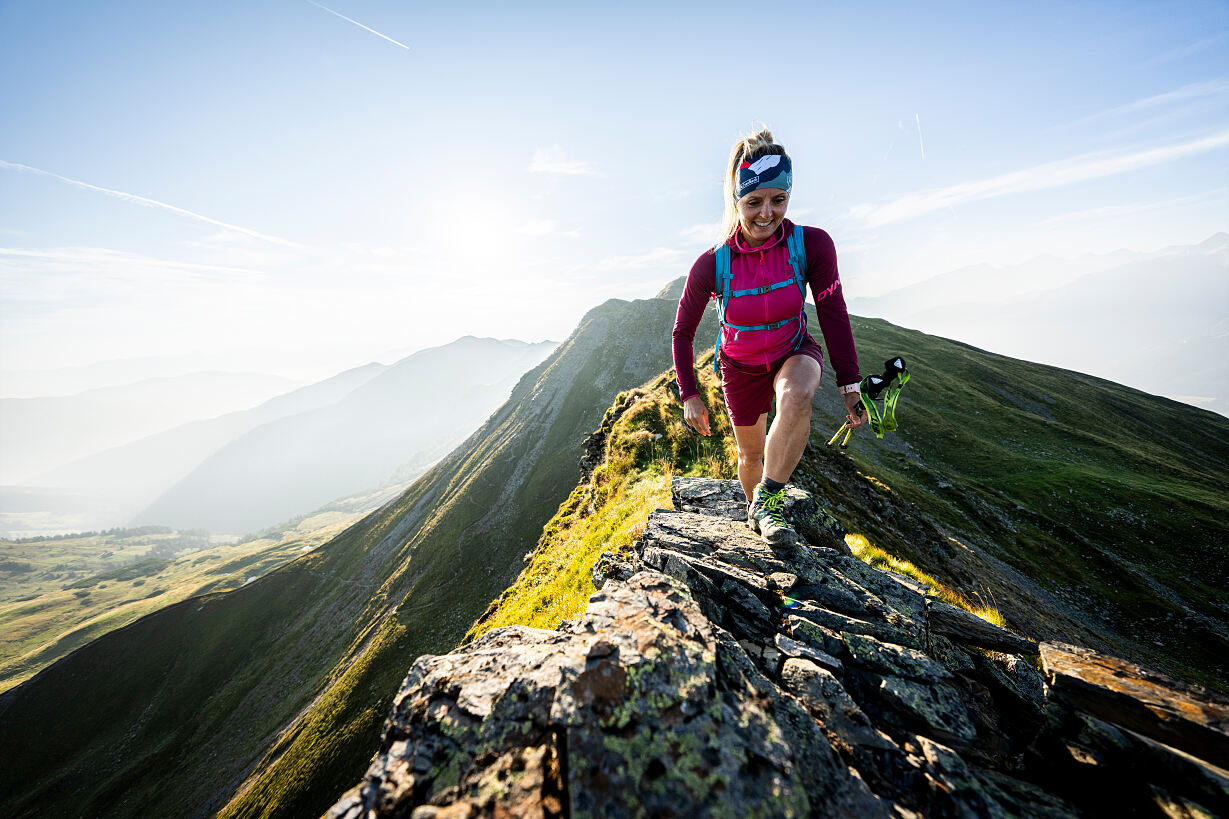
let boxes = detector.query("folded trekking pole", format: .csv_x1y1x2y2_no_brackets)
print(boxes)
827,356,910,447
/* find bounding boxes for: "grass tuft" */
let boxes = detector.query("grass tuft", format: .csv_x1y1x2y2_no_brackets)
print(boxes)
845,533,1006,628
465,365,736,645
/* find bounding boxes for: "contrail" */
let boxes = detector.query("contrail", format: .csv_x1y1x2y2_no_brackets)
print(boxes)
850,127,1229,227
307,0,409,50
0,160,300,247
916,113,925,160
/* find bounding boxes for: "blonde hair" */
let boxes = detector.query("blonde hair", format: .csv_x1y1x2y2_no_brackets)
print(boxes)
714,127,791,251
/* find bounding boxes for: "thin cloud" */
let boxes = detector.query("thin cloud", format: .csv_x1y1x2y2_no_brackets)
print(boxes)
530,146,595,175
849,129,1229,227
306,0,409,49
916,113,925,160
0,160,300,247
1065,78,1229,130
0,246,268,286
1034,186,1229,227
1146,33,1229,66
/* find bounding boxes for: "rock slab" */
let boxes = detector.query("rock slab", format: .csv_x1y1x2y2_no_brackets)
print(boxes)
328,478,1229,818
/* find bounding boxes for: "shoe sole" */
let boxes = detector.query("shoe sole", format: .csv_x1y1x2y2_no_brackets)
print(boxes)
748,515,797,546
762,528,799,546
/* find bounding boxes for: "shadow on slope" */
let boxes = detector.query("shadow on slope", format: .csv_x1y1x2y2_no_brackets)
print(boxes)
798,315,1229,691
0,294,707,819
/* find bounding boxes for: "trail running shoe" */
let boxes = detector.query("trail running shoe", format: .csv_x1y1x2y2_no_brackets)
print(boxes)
747,485,798,546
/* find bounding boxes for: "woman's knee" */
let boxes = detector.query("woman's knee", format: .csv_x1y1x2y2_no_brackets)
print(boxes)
777,382,816,414
737,445,765,466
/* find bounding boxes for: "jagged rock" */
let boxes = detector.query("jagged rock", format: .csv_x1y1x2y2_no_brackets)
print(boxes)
929,598,1039,655
766,571,799,592
670,475,748,520
717,573,780,639
646,547,727,626
914,735,1005,817
775,633,844,674
672,476,851,553
868,673,979,745
981,651,1048,711
331,572,884,818
781,659,898,752
590,550,641,590
1024,708,1229,816
929,633,978,674
640,513,787,587
913,735,1079,818
778,484,851,553
790,601,923,650
842,632,954,683
787,614,849,658
1040,641,1229,769
789,564,881,615
332,480,1229,818
826,555,929,628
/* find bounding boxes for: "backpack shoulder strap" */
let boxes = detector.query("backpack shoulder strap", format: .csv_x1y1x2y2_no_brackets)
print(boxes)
786,224,807,296
713,244,732,374
715,244,733,306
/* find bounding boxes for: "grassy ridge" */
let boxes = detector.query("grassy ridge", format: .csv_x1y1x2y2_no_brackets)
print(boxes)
1,298,1223,819
471,311,1227,697
464,366,737,642
465,362,1010,645
802,315,1229,690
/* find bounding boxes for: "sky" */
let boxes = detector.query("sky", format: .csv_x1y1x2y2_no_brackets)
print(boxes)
1,0,1227,388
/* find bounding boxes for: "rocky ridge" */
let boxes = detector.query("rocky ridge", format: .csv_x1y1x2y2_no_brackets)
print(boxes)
328,478,1229,817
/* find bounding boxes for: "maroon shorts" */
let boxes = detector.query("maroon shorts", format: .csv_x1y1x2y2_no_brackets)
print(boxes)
720,334,824,427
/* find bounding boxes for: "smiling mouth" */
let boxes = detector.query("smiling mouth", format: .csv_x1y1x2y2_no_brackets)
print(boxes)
754,221,773,228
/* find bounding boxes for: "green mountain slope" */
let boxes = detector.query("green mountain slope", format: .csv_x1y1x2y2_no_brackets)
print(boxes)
468,308,1227,698
1,289,1224,819
0,295,713,819
800,315,1228,690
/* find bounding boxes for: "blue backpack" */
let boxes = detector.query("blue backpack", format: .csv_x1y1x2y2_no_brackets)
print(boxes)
712,223,808,374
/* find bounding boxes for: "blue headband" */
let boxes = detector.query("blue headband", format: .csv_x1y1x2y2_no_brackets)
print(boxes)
736,154,792,199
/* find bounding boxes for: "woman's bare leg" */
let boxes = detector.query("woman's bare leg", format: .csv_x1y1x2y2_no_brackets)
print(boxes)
763,355,822,484
732,413,768,503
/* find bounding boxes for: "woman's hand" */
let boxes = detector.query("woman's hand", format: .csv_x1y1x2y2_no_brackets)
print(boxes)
683,395,711,436
843,392,867,429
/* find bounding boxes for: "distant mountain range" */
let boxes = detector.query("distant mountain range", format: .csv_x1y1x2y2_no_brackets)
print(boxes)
1,283,1223,819
848,232,1229,414
131,336,557,534
27,363,387,523
1,338,555,537
0,371,300,485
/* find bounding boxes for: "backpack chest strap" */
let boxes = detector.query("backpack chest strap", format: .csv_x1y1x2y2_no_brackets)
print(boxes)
727,277,800,299
722,313,803,333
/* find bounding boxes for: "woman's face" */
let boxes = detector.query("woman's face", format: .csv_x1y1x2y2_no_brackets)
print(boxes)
736,187,790,247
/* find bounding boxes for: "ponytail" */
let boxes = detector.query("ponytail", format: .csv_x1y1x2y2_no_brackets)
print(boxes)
714,127,791,251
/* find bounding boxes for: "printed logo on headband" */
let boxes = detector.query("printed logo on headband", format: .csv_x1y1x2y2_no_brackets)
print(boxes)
747,155,782,174
736,153,792,198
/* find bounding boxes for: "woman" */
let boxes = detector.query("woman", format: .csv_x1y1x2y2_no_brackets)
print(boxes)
672,128,865,545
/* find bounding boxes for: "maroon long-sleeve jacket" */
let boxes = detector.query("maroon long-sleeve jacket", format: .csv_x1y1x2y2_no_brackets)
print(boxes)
672,219,860,402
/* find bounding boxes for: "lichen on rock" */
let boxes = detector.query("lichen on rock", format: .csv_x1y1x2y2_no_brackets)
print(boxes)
328,478,1229,818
